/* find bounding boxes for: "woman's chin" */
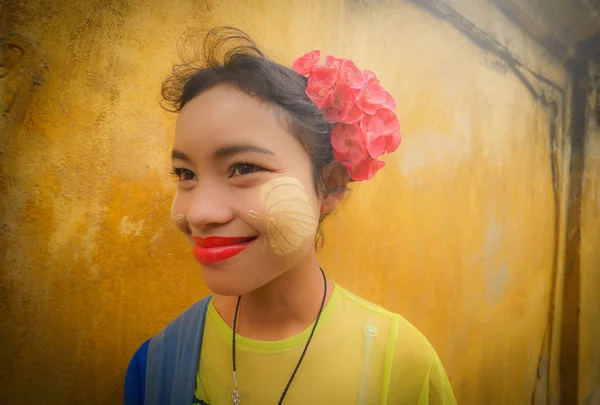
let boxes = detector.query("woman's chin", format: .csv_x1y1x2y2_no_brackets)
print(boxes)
205,284,241,296
200,265,280,297
200,267,256,296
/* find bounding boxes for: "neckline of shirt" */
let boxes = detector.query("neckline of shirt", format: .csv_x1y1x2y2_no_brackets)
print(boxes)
207,281,342,354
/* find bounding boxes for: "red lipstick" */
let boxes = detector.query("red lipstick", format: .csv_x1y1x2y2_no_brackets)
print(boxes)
192,236,256,265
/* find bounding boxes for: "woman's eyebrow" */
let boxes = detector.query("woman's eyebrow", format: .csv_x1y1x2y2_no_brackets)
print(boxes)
213,144,276,160
171,144,275,163
171,149,191,162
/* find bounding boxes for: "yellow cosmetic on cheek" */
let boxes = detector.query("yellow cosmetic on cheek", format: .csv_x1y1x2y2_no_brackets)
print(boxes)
170,188,185,221
248,177,319,256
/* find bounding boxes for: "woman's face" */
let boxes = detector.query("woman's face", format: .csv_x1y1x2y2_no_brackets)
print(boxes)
171,84,322,296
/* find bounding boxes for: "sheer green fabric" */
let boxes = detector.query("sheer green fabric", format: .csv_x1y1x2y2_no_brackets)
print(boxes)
195,283,456,405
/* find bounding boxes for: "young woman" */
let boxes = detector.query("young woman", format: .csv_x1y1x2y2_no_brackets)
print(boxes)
124,27,456,405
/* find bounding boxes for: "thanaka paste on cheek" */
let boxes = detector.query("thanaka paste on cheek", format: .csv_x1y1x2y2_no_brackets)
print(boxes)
170,188,185,222
248,177,319,256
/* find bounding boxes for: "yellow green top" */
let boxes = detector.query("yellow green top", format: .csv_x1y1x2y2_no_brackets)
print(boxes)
194,283,456,404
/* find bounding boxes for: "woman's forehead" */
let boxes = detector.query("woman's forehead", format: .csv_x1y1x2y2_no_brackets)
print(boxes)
178,84,274,126
174,85,302,157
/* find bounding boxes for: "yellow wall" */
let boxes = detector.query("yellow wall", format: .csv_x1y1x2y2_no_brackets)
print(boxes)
0,0,590,404
579,60,600,405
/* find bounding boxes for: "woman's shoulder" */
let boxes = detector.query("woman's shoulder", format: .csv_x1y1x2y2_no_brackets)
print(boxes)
334,283,438,359
334,283,393,317
334,284,454,401
327,283,455,402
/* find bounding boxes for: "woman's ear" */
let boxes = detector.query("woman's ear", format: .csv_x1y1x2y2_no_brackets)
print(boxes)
320,163,350,215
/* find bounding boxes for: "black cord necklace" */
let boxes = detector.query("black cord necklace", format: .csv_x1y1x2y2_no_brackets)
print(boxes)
231,267,327,405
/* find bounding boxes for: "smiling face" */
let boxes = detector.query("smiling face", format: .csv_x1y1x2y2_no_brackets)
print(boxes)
171,84,324,295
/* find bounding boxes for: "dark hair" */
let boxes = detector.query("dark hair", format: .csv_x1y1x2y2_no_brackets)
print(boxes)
161,27,348,247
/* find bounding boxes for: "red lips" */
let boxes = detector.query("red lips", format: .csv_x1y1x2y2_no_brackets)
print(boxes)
192,236,256,265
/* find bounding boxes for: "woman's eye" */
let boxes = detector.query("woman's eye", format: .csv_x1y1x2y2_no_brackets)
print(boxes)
173,168,196,181
229,162,263,178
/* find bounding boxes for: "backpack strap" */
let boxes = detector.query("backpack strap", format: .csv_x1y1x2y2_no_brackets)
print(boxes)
124,338,151,405
145,296,212,405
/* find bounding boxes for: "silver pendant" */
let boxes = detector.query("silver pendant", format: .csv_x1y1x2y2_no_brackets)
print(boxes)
232,371,240,405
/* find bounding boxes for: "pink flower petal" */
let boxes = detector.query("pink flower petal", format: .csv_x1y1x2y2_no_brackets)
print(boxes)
352,86,363,101
340,60,364,89
362,69,379,84
365,83,386,104
357,81,386,114
322,84,355,123
383,129,402,153
366,137,386,159
334,145,368,168
362,114,383,136
345,159,370,181
330,123,355,152
292,50,321,75
383,90,397,110
324,56,347,84
306,86,332,109
343,156,386,181
325,55,344,71
361,74,386,106
330,123,368,165
345,103,364,124
367,158,386,179
361,115,385,158
356,100,375,115
305,66,336,108
374,108,399,134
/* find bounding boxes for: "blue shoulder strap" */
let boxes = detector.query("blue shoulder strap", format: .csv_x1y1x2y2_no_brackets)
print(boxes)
124,338,151,405
125,296,212,405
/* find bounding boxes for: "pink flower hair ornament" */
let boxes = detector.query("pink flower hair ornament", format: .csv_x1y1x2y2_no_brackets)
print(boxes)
292,50,401,181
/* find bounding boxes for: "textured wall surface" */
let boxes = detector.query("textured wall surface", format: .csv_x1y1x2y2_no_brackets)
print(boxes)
579,61,600,405
0,0,594,404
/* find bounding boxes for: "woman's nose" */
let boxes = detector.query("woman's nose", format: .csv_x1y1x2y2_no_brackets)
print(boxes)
185,183,235,231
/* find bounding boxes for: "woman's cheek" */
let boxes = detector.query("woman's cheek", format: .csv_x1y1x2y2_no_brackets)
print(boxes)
170,188,188,234
248,177,319,256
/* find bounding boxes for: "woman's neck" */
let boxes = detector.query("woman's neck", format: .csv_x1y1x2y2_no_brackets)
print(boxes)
213,254,333,341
